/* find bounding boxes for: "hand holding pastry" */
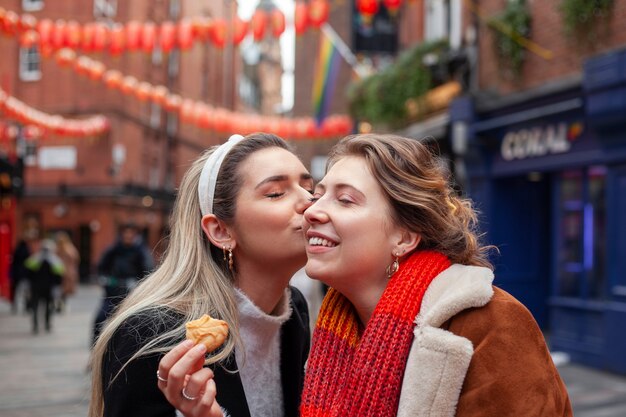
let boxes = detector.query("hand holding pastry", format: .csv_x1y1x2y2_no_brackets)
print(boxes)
157,340,224,417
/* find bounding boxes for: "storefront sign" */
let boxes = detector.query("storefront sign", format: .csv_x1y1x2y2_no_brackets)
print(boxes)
501,122,582,161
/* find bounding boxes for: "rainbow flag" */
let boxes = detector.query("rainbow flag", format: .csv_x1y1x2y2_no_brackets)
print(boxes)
312,32,341,126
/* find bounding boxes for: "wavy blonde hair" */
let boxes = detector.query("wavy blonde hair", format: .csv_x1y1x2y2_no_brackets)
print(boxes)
328,134,494,268
89,133,292,417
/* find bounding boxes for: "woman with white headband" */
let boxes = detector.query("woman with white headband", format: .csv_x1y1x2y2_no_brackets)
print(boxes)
89,133,315,417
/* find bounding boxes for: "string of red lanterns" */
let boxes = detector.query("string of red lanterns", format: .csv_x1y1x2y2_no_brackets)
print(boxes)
0,2,330,56
52,48,352,141
0,87,110,138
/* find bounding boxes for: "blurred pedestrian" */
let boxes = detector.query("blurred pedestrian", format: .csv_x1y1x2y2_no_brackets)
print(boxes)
9,227,40,314
25,238,64,334
55,231,80,313
92,222,154,346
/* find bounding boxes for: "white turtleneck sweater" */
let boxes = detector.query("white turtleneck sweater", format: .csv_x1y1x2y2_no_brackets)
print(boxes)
234,288,291,417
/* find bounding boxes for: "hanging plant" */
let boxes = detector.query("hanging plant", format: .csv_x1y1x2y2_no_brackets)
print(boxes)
347,41,445,129
559,0,613,42
487,0,531,80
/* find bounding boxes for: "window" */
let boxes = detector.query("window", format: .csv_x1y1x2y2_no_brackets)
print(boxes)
19,46,42,82
352,1,399,54
424,0,462,49
169,0,180,20
93,0,117,19
168,49,180,77
556,166,607,300
150,102,161,129
22,0,44,12
166,113,178,137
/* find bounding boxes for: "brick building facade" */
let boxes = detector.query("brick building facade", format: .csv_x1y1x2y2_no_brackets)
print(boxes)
0,0,239,280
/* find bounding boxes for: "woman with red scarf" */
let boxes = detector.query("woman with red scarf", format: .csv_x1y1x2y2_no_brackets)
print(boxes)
160,133,572,417
298,134,572,416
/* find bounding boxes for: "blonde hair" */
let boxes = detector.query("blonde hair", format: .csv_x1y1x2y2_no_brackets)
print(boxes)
89,133,292,417
328,134,494,268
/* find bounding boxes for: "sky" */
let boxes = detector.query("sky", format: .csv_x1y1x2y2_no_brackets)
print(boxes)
237,0,296,112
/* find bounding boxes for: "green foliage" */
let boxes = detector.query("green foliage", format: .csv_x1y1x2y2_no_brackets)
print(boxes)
347,41,446,128
559,0,613,40
487,0,531,79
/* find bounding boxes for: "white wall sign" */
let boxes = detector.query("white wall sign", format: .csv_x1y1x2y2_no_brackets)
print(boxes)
38,146,77,170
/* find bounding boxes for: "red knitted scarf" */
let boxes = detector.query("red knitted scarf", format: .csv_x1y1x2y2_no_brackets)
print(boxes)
300,251,451,417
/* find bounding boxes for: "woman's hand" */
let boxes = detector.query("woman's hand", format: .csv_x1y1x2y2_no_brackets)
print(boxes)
158,340,223,417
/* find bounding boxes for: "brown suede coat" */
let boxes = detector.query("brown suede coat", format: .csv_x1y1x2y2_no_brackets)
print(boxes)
447,287,573,416
396,264,572,417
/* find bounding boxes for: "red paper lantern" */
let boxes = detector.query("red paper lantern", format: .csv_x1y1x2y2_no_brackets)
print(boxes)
52,20,67,49
74,56,91,76
191,16,211,41
159,21,176,53
92,23,109,52
357,0,379,24
65,20,81,49
2,10,19,36
20,14,37,31
150,85,169,105
19,30,40,48
197,104,214,130
134,81,153,102
294,2,309,35
87,61,106,81
81,23,95,52
37,19,54,48
382,0,402,15
55,48,76,67
250,9,268,42
120,76,139,95
308,0,330,28
141,22,157,53
177,18,194,50
179,98,196,122
211,19,227,48
164,94,182,112
125,20,142,51
23,124,43,140
109,24,125,55
271,9,286,38
103,70,123,89
213,109,230,132
232,16,248,46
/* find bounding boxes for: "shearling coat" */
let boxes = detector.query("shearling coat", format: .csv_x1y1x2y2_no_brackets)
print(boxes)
397,264,573,417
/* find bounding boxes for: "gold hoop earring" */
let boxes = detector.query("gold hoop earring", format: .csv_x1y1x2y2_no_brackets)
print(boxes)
228,247,234,271
386,252,400,278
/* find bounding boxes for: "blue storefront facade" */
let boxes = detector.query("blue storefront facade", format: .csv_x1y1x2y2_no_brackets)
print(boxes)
450,48,626,374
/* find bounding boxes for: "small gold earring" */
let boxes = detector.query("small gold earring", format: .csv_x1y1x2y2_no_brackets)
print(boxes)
386,252,400,278
222,245,227,261
228,247,234,271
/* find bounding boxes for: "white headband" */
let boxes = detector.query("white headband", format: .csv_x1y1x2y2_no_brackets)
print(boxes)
198,134,245,216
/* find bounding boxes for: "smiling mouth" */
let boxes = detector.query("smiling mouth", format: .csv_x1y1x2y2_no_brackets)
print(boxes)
308,237,338,247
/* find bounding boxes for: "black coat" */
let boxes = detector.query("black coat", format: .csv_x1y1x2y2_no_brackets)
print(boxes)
102,287,310,417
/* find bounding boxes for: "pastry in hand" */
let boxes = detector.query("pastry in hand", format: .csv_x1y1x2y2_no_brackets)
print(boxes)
185,314,229,352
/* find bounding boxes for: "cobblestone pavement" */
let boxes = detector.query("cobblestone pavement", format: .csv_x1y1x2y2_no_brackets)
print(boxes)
1,284,626,416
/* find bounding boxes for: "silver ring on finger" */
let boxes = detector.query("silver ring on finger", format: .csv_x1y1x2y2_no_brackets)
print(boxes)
182,387,198,401
156,370,168,383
